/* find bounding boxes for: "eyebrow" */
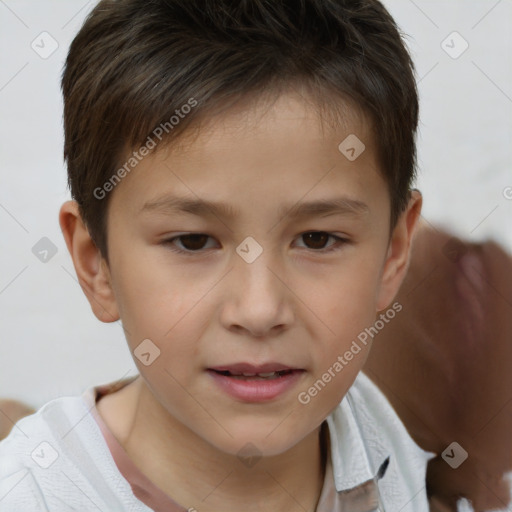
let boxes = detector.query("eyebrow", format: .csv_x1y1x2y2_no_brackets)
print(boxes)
140,194,369,220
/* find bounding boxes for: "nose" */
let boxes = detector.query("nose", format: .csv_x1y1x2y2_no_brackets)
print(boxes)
220,247,294,338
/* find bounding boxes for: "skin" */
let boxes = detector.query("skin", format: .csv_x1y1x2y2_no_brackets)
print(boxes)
59,91,422,512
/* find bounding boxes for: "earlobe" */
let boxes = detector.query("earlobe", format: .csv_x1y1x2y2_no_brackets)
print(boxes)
376,190,423,311
59,200,120,323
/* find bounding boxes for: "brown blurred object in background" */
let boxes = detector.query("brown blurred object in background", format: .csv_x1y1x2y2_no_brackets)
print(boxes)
0,399,35,441
364,219,512,511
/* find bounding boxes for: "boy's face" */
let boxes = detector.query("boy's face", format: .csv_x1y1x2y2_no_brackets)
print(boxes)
63,92,420,458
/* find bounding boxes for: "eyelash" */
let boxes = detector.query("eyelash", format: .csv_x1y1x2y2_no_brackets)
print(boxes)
161,232,349,256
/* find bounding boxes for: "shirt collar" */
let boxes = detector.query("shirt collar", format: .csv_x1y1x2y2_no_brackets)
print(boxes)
85,375,391,510
325,391,391,492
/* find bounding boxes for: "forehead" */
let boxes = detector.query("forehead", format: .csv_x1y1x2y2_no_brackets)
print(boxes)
169,91,371,155
108,91,382,219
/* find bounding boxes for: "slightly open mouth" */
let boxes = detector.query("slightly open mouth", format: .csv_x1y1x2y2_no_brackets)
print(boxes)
210,369,299,380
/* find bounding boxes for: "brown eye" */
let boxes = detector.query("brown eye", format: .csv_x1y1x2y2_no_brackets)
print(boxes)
163,233,216,254
302,232,330,249
178,234,209,251
296,232,348,253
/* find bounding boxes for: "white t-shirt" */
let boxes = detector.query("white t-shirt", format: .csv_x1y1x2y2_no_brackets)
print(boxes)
0,371,434,511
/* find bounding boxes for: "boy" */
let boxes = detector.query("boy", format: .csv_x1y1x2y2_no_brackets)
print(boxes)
0,0,434,510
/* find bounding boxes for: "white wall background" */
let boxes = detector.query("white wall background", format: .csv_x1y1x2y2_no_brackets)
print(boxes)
1,0,511,409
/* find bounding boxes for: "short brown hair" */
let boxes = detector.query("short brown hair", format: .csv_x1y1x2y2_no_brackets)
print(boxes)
62,0,419,262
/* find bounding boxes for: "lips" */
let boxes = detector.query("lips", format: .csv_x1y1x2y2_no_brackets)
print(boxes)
207,363,305,402
208,363,301,379
213,370,293,380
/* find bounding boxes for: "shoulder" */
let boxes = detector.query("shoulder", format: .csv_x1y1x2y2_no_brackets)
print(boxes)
345,371,435,511
0,396,80,475
0,397,69,510
0,393,142,511
346,371,434,463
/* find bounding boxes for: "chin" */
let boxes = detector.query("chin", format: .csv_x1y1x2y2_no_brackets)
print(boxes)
205,423,310,460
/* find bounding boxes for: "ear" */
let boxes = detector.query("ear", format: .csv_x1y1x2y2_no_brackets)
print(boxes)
376,189,423,311
59,200,120,323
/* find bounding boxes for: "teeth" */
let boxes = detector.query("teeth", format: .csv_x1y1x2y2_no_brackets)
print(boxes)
235,371,280,378
213,369,293,378
240,372,277,377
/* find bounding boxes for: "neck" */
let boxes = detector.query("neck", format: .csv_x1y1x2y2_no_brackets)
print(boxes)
110,377,326,512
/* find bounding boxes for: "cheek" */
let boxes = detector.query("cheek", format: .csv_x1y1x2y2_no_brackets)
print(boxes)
314,257,383,332
110,258,204,358
305,252,383,389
